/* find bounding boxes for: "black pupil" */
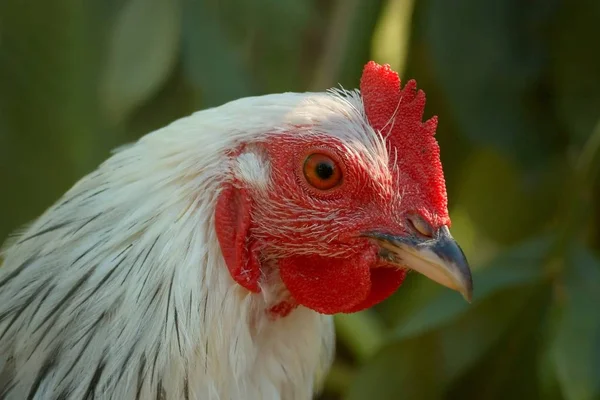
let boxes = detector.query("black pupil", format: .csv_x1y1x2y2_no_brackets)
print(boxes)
315,162,334,180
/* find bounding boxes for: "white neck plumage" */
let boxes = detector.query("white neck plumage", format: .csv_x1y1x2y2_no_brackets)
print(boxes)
0,90,370,399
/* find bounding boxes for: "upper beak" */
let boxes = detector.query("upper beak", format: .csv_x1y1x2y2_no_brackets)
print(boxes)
369,226,473,302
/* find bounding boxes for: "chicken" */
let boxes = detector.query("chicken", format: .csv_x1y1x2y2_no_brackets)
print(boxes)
0,61,472,399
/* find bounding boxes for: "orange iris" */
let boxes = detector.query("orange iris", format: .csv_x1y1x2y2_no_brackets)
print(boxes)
303,153,342,191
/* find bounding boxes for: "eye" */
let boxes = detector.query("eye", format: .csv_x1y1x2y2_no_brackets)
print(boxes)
303,153,342,191
407,214,434,238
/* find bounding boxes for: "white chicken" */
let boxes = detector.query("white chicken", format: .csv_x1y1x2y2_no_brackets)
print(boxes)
0,61,471,399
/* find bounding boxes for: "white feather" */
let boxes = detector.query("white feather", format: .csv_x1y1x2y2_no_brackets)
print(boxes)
0,90,380,399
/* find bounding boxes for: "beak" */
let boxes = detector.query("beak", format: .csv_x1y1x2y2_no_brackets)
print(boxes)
369,226,473,302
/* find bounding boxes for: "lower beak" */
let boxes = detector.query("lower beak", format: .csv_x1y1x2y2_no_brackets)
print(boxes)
371,226,473,302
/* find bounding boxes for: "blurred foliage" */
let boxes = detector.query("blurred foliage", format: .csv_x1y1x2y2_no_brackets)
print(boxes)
1,0,599,399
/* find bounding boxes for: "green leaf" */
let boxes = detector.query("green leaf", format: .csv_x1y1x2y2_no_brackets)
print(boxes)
322,362,355,397
249,0,317,92
415,0,562,166
125,64,197,142
552,0,600,146
538,304,566,400
184,0,317,94
100,0,181,124
181,0,254,108
552,246,600,400
344,333,444,400
446,286,552,400
335,310,386,362
392,236,551,340
458,149,565,244
0,0,106,239
346,284,543,400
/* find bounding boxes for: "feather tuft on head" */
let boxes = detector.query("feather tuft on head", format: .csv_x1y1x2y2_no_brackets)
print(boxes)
360,61,449,225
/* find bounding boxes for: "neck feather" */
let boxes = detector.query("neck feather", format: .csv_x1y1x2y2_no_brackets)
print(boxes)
0,122,333,399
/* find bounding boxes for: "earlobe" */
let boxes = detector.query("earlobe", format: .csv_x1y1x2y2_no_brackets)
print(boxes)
215,183,261,293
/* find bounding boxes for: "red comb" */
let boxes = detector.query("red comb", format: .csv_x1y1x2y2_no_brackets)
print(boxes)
360,61,449,224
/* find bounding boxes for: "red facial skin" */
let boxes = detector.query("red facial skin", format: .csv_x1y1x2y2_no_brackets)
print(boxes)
215,62,450,316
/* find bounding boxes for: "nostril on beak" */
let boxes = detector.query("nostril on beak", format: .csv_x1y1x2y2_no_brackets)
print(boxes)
407,214,434,238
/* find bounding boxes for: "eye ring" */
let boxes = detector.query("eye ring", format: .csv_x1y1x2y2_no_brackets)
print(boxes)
302,153,343,191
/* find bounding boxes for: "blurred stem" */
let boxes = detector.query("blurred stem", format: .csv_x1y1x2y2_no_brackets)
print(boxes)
548,119,600,274
310,0,360,90
370,0,415,75
334,310,386,362
577,119,600,189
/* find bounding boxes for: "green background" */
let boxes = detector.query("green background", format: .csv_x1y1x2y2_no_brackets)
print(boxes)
1,0,599,399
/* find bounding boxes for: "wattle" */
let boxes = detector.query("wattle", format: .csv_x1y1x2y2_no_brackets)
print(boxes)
279,253,406,315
